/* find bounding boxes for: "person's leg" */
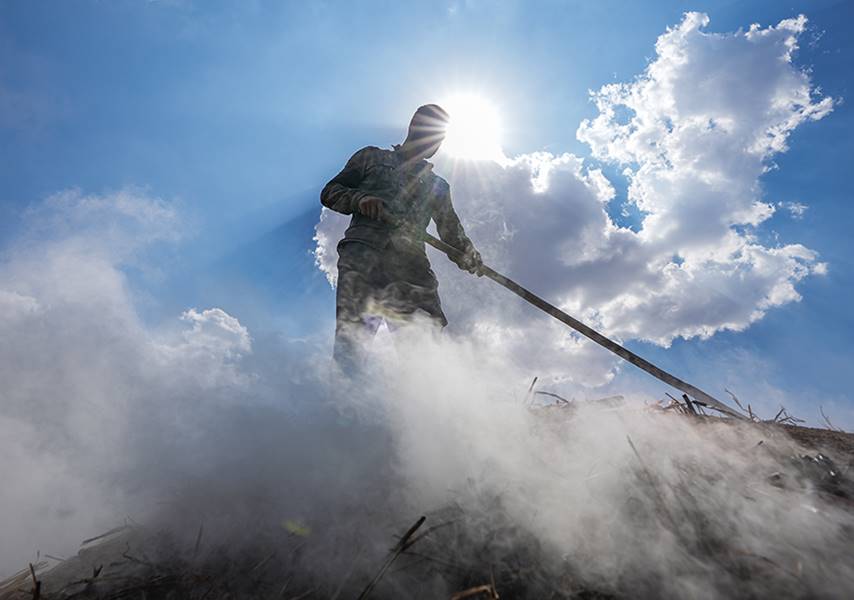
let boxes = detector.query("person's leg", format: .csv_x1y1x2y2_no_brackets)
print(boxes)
385,308,444,364
381,247,448,328
333,243,383,377
379,248,448,360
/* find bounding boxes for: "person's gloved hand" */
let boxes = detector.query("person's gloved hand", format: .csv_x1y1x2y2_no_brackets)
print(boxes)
357,195,384,220
455,246,484,277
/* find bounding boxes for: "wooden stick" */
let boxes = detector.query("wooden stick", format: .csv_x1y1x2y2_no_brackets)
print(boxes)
418,229,744,419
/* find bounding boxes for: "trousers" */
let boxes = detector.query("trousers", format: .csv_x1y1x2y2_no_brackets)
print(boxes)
333,241,447,374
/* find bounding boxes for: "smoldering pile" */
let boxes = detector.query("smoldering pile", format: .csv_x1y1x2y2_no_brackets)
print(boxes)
3,398,853,600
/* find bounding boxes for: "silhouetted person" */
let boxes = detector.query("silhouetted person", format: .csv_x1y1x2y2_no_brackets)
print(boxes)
321,104,482,374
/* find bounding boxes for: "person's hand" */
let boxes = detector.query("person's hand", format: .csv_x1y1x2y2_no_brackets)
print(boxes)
358,196,384,220
457,247,484,277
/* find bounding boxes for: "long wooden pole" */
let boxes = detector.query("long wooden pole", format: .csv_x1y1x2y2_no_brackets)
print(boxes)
421,232,744,419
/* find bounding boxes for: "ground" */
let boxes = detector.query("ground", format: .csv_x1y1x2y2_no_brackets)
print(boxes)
2,414,852,600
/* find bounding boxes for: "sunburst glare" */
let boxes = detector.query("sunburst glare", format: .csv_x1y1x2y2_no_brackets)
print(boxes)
440,94,504,161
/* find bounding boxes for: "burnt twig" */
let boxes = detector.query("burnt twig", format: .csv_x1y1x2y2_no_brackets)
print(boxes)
820,406,844,432
357,516,426,600
249,550,276,574
401,519,457,551
725,389,756,421
525,376,538,405
534,391,571,405
81,525,131,547
29,563,40,600
681,394,698,416
193,522,204,556
768,406,804,425
663,393,687,414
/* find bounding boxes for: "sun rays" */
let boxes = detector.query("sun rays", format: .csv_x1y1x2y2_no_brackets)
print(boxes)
439,94,505,162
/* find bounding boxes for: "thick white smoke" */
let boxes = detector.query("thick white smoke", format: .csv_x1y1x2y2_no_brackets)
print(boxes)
1,189,853,599
0,189,255,572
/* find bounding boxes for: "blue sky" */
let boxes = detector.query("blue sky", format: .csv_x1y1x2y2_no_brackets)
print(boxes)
2,0,852,425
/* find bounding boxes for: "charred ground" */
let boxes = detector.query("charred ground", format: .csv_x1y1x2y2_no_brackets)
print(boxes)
3,411,853,600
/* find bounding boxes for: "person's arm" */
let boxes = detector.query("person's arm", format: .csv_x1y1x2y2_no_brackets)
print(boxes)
320,147,381,217
433,181,483,275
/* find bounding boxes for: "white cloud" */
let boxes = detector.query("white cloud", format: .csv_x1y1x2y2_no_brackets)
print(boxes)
180,307,252,358
573,12,833,345
154,307,254,388
19,187,182,251
778,200,808,219
315,12,833,386
313,206,344,287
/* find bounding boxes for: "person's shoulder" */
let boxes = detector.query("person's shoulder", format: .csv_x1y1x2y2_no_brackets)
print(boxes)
429,171,450,194
344,146,381,164
352,145,389,159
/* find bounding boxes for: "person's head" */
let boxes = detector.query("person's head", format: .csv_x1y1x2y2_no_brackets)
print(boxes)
400,104,449,159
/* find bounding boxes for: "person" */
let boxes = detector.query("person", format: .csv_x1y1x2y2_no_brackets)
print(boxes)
320,104,483,374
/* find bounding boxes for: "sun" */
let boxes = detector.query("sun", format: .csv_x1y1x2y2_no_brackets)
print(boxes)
440,94,504,161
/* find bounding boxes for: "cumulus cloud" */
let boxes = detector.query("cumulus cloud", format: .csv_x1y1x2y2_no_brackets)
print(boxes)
156,307,254,387
574,12,833,344
315,12,833,387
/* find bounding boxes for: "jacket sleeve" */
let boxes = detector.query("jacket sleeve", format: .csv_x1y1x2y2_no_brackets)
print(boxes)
433,179,476,255
320,147,373,215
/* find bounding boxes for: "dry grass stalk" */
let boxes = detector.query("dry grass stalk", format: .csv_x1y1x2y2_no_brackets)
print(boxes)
80,525,130,547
